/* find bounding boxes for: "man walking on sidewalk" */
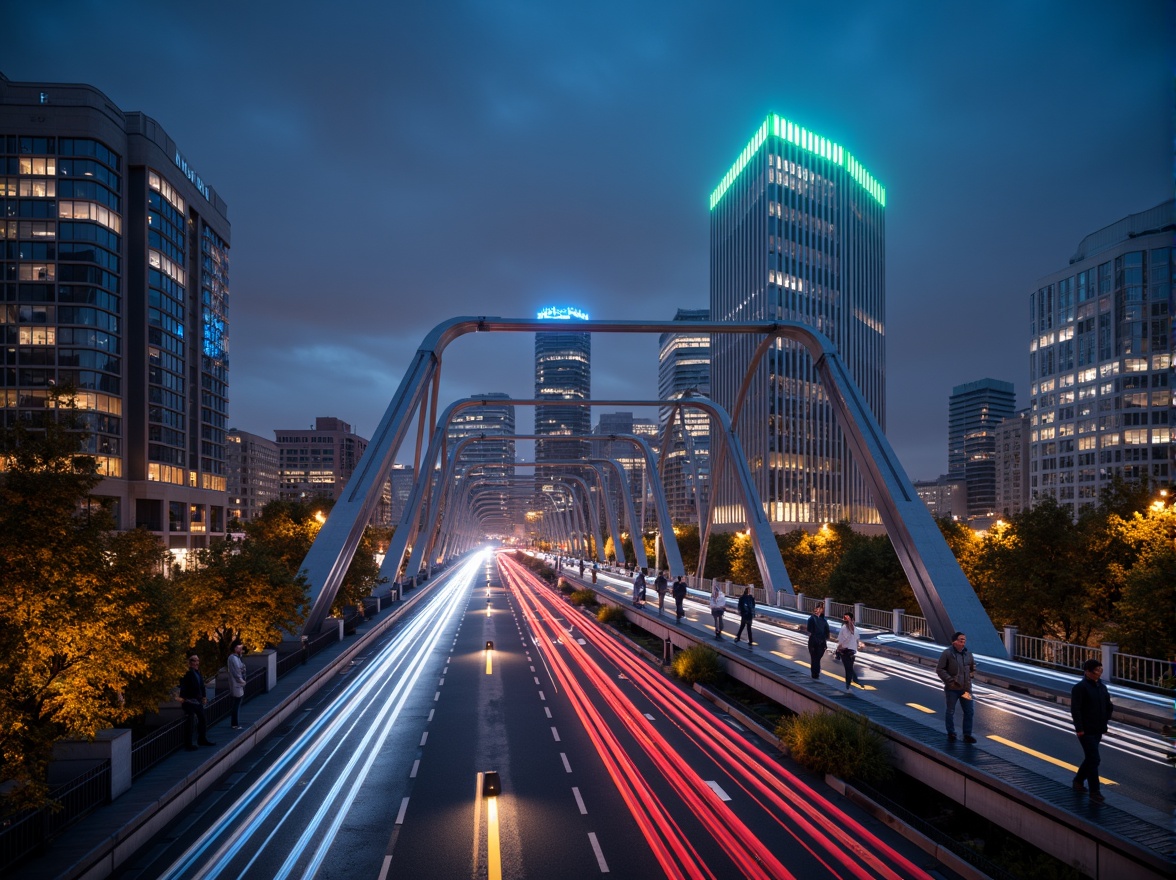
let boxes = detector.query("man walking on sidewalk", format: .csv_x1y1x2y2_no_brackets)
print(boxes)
1071,659,1113,802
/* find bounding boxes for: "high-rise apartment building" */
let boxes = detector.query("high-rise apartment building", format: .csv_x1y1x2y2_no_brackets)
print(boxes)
948,379,1017,522
534,306,591,464
1029,201,1173,518
995,410,1030,519
658,308,711,524
275,417,368,505
709,114,885,530
0,73,230,560
226,429,279,523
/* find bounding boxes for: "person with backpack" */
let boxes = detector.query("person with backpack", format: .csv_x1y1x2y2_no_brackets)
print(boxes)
734,587,756,646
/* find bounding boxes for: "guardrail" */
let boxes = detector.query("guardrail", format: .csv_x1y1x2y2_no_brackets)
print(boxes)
1013,633,1100,673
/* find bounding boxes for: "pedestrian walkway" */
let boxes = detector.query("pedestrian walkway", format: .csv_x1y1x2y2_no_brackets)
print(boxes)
611,579,1175,880
9,602,409,880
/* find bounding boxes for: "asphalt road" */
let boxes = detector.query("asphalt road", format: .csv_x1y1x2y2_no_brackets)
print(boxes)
114,551,956,880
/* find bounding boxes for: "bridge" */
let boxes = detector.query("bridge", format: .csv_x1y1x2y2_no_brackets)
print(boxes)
6,317,1172,879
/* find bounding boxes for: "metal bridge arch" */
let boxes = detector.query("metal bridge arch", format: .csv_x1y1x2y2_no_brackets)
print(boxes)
296,317,1004,656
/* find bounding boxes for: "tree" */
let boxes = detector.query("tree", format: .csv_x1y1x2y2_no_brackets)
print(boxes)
777,523,852,596
827,534,914,610
971,497,1097,642
1104,503,1176,659
0,392,183,815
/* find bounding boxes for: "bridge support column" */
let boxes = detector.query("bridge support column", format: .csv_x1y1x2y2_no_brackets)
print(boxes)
892,608,905,634
1003,626,1018,660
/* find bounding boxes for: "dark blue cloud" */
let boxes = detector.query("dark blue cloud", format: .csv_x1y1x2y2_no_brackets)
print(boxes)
4,0,1171,479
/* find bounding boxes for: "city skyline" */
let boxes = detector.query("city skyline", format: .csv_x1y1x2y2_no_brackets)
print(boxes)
3,2,1169,482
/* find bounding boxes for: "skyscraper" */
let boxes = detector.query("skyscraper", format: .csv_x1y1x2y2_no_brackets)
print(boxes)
710,114,885,529
0,72,231,560
658,308,711,524
948,379,1017,523
1029,200,1173,518
534,306,591,464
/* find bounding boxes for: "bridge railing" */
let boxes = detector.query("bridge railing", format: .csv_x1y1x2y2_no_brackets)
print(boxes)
589,558,1171,692
0,760,111,875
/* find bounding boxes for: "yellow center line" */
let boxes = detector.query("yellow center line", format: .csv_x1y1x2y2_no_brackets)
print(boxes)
487,794,502,880
987,735,1116,786
907,703,936,714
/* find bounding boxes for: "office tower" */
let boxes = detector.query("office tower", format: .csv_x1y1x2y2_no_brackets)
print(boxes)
275,417,368,505
658,308,711,524
1029,200,1173,518
534,306,591,464
593,411,658,530
226,429,279,523
709,114,885,530
0,73,230,560
447,392,516,535
995,410,1030,518
948,379,1016,522
446,392,516,470
913,476,968,522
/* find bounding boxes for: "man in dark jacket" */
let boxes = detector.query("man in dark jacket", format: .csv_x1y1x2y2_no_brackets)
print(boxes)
806,603,830,679
734,587,756,646
179,653,215,750
1071,659,1114,802
671,575,688,622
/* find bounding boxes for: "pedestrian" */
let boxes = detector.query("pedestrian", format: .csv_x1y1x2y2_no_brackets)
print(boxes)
709,583,727,639
227,640,247,730
806,603,830,680
672,575,687,622
734,587,756,646
834,613,860,691
579,559,584,578
179,653,215,750
654,570,669,614
632,567,647,606
935,631,977,743
1071,658,1113,802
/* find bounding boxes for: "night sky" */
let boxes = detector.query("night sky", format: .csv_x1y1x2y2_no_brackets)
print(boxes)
5,1,1171,480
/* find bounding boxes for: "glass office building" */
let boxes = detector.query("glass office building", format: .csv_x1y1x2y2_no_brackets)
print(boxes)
947,378,1016,522
0,73,230,561
710,114,885,529
1029,200,1173,518
658,308,711,524
534,307,591,464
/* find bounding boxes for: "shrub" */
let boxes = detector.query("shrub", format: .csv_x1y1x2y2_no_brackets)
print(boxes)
597,604,627,624
569,588,597,607
672,644,723,685
776,711,893,784
558,577,577,594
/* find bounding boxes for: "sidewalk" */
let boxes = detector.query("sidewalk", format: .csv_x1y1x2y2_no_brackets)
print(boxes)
9,597,417,880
